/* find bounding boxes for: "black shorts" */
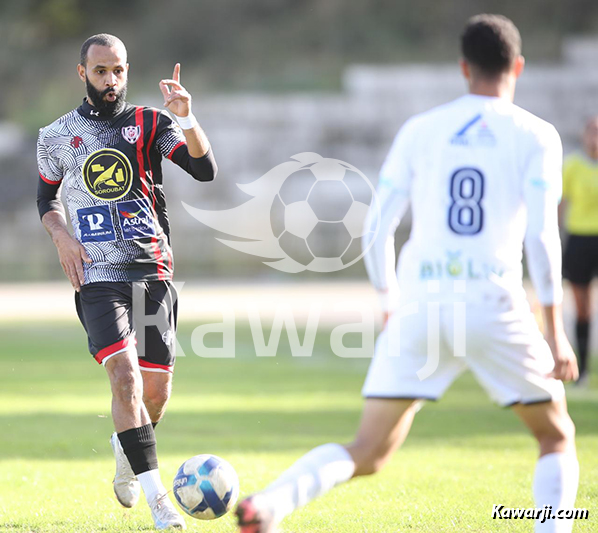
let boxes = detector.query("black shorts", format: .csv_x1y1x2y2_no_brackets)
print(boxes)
75,281,178,372
563,234,598,285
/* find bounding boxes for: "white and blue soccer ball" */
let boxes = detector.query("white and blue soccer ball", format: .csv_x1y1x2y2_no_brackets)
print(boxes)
173,454,239,520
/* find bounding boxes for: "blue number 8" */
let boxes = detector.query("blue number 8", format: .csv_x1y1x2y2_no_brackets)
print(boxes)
448,168,484,235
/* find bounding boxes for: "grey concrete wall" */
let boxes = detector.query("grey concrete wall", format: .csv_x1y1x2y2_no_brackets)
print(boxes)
4,37,598,280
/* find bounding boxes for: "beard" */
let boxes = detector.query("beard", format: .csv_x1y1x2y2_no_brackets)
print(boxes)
86,78,128,116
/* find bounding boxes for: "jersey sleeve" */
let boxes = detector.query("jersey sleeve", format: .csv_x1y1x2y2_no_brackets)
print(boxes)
37,129,63,185
154,111,217,182
363,120,416,309
523,124,564,305
377,118,417,193
155,111,187,160
37,129,65,219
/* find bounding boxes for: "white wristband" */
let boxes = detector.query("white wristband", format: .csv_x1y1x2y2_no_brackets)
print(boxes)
176,113,198,130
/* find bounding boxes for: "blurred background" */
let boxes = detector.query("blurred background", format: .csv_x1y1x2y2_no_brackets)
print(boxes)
3,0,598,281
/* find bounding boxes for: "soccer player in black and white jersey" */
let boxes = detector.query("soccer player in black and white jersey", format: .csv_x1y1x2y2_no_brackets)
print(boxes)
37,34,217,529
237,15,579,533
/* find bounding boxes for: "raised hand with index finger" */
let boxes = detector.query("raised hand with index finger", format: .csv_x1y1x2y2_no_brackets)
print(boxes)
159,63,192,118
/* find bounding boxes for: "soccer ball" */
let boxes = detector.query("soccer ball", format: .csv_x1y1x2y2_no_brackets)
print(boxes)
270,157,378,273
173,454,239,520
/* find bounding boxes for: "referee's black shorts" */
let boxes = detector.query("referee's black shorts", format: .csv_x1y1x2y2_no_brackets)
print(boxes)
75,281,178,372
563,234,598,286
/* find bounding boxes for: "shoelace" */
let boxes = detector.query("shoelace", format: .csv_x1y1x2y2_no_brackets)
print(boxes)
154,492,179,518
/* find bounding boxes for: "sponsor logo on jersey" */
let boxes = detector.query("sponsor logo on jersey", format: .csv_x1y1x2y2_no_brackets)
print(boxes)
420,250,505,280
122,125,141,144
117,199,157,239
77,205,116,243
82,148,133,201
450,114,496,147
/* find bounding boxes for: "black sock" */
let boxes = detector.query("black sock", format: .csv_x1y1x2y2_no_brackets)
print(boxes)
117,424,158,475
152,421,158,430
575,319,590,377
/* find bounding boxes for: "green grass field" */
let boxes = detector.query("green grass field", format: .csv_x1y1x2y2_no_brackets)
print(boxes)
0,321,596,532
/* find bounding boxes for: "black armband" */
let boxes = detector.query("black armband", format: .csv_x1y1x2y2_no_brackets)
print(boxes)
37,177,65,220
171,145,217,182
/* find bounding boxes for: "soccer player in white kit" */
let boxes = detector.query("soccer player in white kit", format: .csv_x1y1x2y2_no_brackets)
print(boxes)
236,14,579,533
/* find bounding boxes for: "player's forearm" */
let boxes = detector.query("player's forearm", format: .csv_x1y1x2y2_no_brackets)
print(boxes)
541,304,566,337
363,185,409,309
177,119,218,181
524,233,563,306
524,172,563,306
42,210,72,245
181,123,211,158
364,234,399,293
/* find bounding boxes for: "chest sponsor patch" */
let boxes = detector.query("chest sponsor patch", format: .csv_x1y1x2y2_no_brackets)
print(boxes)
77,205,116,243
117,199,157,240
82,148,133,201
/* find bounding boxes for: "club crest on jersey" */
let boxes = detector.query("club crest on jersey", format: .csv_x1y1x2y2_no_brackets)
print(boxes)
82,148,134,201
122,125,141,144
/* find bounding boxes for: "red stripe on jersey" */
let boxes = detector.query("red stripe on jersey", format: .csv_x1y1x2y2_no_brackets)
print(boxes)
166,249,173,272
39,172,62,185
94,337,136,364
136,107,167,281
167,141,186,160
138,359,174,373
146,110,158,210
146,109,158,164
135,107,148,195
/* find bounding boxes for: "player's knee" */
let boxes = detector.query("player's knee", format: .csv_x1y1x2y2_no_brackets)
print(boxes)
576,303,591,321
143,377,171,409
143,387,170,411
111,368,143,404
536,416,576,453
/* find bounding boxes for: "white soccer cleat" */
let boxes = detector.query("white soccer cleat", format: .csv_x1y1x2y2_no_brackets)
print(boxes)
110,432,141,508
149,493,187,530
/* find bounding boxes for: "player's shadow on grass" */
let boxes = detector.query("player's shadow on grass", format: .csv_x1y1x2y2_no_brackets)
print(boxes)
2,398,596,460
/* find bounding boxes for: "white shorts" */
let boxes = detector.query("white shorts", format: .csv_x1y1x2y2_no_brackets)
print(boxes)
362,298,565,407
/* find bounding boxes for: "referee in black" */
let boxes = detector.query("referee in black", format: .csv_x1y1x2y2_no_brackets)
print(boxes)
37,34,216,529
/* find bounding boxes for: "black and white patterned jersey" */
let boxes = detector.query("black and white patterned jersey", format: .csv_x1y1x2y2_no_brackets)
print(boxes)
37,99,216,284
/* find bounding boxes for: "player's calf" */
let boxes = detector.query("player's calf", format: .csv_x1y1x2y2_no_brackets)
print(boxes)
345,440,396,477
236,443,354,532
348,398,419,477
142,371,172,424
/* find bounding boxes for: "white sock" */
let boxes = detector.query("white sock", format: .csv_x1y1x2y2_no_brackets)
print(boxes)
261,443,355,522
533,452,579,533
138,469,168,504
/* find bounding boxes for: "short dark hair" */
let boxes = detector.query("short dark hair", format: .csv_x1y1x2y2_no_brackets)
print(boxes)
80,33,126,66
461,14,521,78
